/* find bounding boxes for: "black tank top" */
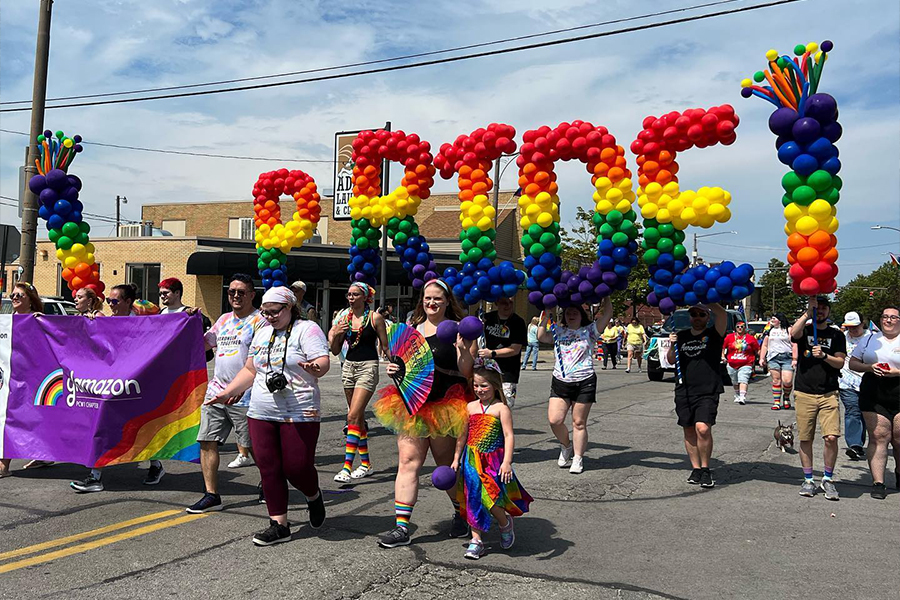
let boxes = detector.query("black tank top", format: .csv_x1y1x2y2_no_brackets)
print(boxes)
425,331,466,402
345,317,379,362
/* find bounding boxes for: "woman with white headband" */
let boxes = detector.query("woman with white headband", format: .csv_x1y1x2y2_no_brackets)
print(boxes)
328,282,389,483
210,285,330,546
375,279,475,549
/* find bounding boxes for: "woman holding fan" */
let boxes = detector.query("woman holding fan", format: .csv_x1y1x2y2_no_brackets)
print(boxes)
537,297,613,475
328,282,389,483
375,279,475,549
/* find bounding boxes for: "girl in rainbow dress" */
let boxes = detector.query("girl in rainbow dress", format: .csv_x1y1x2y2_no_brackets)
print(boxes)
452,360,533,560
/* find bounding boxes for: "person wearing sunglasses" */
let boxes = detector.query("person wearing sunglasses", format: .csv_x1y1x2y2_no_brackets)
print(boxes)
328,282,389,484
789,295,846,501
186,274,264,513
208,286,330,546
1,283,48,477
722,321,760,405
849,306,900,499
665,303,728,488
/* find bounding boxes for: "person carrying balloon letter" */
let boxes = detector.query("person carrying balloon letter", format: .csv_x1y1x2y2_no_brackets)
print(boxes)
665,303,728,489
537,297,613,475
328,282,389,484
451,359,532,560
374,279,476,549
789,296,845,501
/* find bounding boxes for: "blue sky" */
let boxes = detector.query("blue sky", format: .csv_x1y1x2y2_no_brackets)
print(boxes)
1,0,898,283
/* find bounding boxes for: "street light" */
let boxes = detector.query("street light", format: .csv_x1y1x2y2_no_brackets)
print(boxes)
116,195,127,237
871,225,900,233
692,230,738,265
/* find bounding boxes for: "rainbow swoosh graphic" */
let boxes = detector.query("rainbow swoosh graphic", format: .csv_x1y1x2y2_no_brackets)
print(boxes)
34,369,65,406
94,369,207,467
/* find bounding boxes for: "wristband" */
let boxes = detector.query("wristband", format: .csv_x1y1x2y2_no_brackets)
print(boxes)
491,350,497,359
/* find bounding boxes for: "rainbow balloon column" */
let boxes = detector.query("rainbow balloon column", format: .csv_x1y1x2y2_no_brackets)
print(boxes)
348,129,438,288
517,122,638,309
741,40,840,295
27,130,103,297
630,106,752,313
252,168,321,289
434,123,525,305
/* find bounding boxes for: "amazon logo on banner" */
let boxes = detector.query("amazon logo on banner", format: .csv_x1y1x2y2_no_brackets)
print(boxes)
64,372,142,408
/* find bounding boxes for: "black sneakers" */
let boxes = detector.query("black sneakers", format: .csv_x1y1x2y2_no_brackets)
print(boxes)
70,475,103,493
186,492,223,514
687,468,703,485
307,492,326,529
699,469,715,488
252,519,292,546
871,482,887,500
449,512,469,538
378,526,411,548
143,463,166,485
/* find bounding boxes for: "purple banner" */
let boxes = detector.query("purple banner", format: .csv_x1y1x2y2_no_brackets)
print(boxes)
0,313,208,468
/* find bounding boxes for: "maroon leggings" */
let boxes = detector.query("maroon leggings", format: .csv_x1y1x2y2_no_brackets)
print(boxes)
248,418,320,517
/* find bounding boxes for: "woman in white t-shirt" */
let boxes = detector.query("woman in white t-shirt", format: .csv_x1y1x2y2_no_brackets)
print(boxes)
849,306,900,499
210,286,330,546
536,297,613,474
759,313,798,411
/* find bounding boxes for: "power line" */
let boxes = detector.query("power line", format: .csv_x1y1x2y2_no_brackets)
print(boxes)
0,0,802,113
0,128,332,163
704,240,899,251
0,196,139,224
0,0,746,107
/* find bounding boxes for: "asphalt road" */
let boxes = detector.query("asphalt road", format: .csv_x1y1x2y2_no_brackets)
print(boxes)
1,358,898,599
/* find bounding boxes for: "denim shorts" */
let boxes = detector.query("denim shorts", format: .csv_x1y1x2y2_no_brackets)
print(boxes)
767,352,794,372
727,364,753,384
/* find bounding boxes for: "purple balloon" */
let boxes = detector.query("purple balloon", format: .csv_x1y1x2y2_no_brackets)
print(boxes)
436,320,459,345
67,175,82,191
567,276,580,291
569,292,583,305
28,174,47,194
587,266,602,282
64,186,79,202
45,168,68,191
411,264,426,277
431,466,457,491
647,292,659,306
595,283,611,297
822,121,842,143
528,291,544,305
412,278,424,289
458,316,484,341
578,280,593,294
659,297,677,314
423,271,438,281
602,271,618,286
553,283,567,296
560,270,572,283
578,265,589,278
39,188,58,206
792,117,821,145
804,93,838,124
768,107,799,137
543,293,558,308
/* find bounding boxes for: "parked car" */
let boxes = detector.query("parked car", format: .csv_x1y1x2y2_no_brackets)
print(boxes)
746,320,769,340
645,308,744,381
1,296,78,316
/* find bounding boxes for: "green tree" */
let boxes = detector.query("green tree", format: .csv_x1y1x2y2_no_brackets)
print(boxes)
832,261,900,325
757,258,803,318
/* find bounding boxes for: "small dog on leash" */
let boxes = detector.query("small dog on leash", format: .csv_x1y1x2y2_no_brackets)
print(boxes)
774,420,795,452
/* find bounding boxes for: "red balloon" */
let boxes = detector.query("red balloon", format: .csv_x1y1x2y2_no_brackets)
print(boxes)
799,277,821,295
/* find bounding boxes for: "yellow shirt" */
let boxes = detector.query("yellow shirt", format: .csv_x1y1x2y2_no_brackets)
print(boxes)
626,324,646,345
601,326,622,343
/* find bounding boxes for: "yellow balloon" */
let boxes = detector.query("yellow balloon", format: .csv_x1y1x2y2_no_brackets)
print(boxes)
484,206,496,219
808,199,832,220
783,203,804,222
594,177,612,195
707,204,725,219
615,199,632,213
641,203,659,219
667,198,685,215
595,199,613,214
536,212,553,227
825,216,839,234
606,188,623,203
65,256,78,268
697,213,716,228
462,217,476,229
524,204,539,217
656,208,672,223
56,248,65,260
795,215,819,236
671,216,688,231
477,216,493,231
681,207,697,224
644,181,663,200
518,195,530,209
662,181,680,197
259,224,271,235
692,197,709,214
519,216,531,229
720,207,731,222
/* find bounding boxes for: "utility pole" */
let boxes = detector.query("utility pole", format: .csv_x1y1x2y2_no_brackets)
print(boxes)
492,159,500,213
116,196,127,237
378,121,391,309
18,0,54,284
692,233,698,266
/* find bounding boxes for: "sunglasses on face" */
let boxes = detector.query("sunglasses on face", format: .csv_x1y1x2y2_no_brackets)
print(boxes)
159,290,172,296
10,293,25,301
227,289,247,298
689,312,707,318
106,298,120,306
881,314,900,322
261,305,286,319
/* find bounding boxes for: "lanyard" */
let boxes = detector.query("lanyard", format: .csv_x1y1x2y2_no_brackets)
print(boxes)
266,319,295,375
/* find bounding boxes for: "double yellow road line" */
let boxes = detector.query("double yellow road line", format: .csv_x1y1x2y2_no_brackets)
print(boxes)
0,510,208,574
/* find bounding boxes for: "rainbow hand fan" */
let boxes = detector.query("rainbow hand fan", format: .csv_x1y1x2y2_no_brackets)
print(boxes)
387,322,434,416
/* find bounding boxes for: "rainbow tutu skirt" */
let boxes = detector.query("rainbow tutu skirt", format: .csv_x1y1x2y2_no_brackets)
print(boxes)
373,383,469,439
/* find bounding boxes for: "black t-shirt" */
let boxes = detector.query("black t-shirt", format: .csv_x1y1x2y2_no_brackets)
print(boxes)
675,326,725,398
794,324,846,394
482,311,528,384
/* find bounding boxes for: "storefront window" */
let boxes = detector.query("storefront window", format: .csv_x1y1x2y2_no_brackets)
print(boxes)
126,263,161,303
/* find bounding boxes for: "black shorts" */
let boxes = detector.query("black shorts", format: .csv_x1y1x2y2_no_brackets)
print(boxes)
859,376,899,421
674,393,720,427
550,373,597,404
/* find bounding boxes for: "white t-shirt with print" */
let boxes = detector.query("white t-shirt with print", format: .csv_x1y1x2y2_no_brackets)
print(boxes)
766,327,793,359
851,331,900,370
205,310,263,407
552,324,598,383
160,305,188,314
248,320,329,422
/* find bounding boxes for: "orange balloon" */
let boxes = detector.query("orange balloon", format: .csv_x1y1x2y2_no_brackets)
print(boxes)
534,171,551,185
71,276,84,289
62,268,74,281
655,169,673,185
472,182,489,194
600,147,616,161
787,233,808,252
458,165,473,177
459,189,474,201
608,167,625,182
821,247,839,264
797,246,820,268
808,230,831,251
524,183,541,197
547,182,559,195
787,252,797,265
458,178,472,190
643,161,660,176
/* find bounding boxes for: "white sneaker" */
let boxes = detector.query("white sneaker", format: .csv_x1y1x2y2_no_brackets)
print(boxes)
350,465,371,479
569,455,584,474
738,394,747,404
733,394,741,404
557,444,574,467
227,455,253,468
333,470,352,484
625,368,631,373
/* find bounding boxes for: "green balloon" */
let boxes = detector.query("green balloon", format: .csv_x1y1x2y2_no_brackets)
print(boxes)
468,247,484,261
459,252,468,263
641,239,649,251
257,259,266,270
394,232,408,245
832,175,843,190
673,229,686,244
782,171,804,193
549,222,560,235
643,248,660,265
79,221,90,234
658,223,675,237
673,244,687,260
48,228,62,243
753,71,765,83
644,218,659,229
467,226,481,241
75,232,89,245
62,222,80,237
410,225,420,236
599,223,614,238
476,236,492,250
485,249,497,259
529,244,544,258
624,209,637,223
269,259,281,269
643,227,660,244
611,232,629,247
357,238,370,250
539,232,557,246
270,248,284,259
606,210,623,226
791,185,816,205
596,234,605,245
387,217,400,228
365,228,381,241
55,235,71,250
620,222,637,239
781,194,793,207
485,228,496,241
528,224,543,238
807,170,833,192
461,239,474,252
825,188,840,205
358,218,370,228
351,227,362,239
657,238,674,254
399,219,413,233
793,44,806,56
552,243,562,256
522,234,535,248
591,212,603,227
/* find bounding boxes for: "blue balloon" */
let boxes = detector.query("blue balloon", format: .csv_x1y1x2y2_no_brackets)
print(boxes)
416,252,429,264
821,157,841,175
612,246,629,262
420,242,430,253
695,264,709,277
598,255,614,270
444,267,458,279
407,236,421,248
262,268,273,278
273,270,287,281
614,264,631,278
490,284,503,298
731,285,749,300
478,258,493,271
654,284,668,297
526,277,538,291
673,259,687,273
657,253,675,270
655,269,673,285
532,264,548,280
628,240,638,252
539,252,558,267
704,269,720,285
792,153,818,176
540,278,555,293
524,255,537,270
262,278,273,288
705,288,721,304
502,283,519,297
628,254,639,267
48,214,64,230
684,291,699,306
362,262,375,274
598,239,615,254
463,261,477,274
718,261,735,276
715,276,733,294
806,137,835,161
692,280,709,295
777,140,802,166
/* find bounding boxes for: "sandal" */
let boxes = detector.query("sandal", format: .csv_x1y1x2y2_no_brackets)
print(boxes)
464,539,485,560
770,404,781,411
350,465,371,479
333,470,352,484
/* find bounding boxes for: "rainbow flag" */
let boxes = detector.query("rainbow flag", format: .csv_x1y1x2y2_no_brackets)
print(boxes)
0,313,207,467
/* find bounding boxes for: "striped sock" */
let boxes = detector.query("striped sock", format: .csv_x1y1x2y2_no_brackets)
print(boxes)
772,384,782,405
342,425,360,474
358,426,370,469
823,466,834,481
782,385,793,403
395,501,413,530
803,467,814,481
